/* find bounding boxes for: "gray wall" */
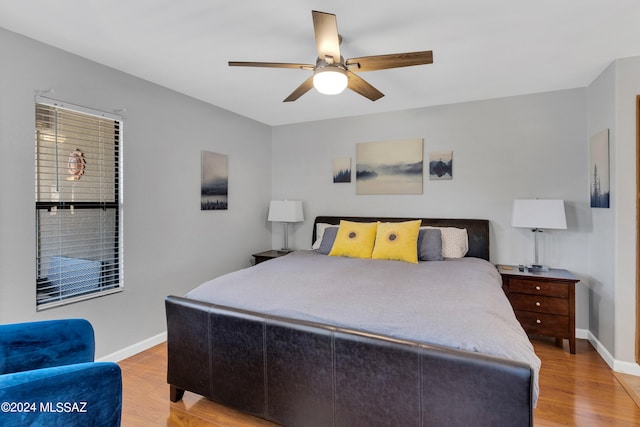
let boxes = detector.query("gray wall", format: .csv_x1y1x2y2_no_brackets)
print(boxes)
0,27,272,358
271,90,591,329
586,62,617,354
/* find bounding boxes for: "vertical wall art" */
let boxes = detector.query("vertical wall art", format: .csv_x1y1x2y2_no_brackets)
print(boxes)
333,157,351,183
356,138,423,195
589,129,610,208
201,150,228,210
429,150,453,180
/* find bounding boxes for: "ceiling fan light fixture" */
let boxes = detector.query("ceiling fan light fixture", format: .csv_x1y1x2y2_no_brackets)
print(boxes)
229,11,433,102
313,66,348,95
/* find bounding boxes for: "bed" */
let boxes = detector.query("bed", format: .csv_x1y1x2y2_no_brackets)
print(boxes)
165,216,539,426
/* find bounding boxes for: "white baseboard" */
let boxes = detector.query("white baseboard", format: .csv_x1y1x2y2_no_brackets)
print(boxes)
575,328,589,340
615,359,640,376
578,328,640,376
97,331,167,363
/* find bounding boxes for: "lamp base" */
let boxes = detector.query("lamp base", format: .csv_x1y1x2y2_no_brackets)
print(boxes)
527,264,549,273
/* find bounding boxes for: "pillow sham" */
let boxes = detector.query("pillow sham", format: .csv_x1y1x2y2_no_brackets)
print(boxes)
328,220,378,259
372,220,421,263
423,226,468,258
417,228,443,261
312,223,335,249
317,226,339,255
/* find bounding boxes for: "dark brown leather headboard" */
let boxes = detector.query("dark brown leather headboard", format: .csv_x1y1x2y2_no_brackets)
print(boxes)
312,216,490,261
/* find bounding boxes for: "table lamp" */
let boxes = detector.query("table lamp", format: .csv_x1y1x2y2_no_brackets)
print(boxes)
511,199,567,272
268,200,304,252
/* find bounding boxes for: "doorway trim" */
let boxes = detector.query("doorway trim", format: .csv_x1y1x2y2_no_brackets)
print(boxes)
636,95,640,363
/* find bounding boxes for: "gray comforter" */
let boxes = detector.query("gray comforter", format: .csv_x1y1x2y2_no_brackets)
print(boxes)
187,250,540,400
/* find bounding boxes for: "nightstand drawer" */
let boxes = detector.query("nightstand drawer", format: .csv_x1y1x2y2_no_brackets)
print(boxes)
514,310,569,336
508,278,569,298
509,293,569,315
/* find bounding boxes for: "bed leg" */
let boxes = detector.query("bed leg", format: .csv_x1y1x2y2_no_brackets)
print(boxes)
169,385,185,402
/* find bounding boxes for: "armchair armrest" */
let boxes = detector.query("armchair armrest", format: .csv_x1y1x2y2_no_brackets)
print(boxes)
0,319,94,375
0,362,122,426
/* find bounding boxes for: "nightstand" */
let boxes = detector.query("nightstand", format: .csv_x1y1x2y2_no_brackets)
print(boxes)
498,265,579,354
252,250,289,265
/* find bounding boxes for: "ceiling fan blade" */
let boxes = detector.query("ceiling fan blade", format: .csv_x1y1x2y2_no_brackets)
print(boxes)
346,71,384,101
312,10,341,63
283,76,315,102
229,61,314,70
346,51,433,72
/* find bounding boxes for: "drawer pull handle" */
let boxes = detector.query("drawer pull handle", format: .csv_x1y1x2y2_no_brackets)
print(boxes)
535,286,541,291
536,319,542,324
535,302,541,307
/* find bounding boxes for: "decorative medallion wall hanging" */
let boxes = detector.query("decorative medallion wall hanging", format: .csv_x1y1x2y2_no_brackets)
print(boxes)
67,149,86,180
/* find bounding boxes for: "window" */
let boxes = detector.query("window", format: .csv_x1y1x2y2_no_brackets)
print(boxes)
35,97,123,309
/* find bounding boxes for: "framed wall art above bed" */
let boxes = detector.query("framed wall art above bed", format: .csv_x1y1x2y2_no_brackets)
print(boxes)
355,139,423,195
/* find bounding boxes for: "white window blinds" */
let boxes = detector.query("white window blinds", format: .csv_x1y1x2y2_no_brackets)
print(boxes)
35,97,123,309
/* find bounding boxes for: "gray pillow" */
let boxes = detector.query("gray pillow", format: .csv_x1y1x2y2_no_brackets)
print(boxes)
317,226,339,254
417,228,443,261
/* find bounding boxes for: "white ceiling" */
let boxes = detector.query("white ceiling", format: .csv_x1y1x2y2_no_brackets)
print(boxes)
1,0,639,126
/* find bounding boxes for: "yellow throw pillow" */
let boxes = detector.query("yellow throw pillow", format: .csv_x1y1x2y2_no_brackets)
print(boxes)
328,220,378,259
371,220,421,263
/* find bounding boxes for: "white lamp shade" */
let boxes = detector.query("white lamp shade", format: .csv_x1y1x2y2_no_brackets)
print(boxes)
511,199,567,229
268,200,304,223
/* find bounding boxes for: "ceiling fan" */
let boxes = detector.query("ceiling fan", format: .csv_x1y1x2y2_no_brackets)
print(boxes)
229,10,433,102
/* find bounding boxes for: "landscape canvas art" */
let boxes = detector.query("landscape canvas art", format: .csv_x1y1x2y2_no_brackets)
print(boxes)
589,129,610,208
429,151,453,180
356,138,423,195
201,150,228,210
333,157,351,183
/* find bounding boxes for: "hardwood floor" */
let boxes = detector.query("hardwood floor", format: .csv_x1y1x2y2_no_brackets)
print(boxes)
532,337,640,426
119,338,640,426
615,372,640,409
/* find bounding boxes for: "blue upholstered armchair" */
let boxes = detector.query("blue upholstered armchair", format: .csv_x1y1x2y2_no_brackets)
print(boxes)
0,319,122,426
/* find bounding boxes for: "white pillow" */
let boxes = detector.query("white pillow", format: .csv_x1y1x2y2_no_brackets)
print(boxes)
312,223,337,249
423,226,468,258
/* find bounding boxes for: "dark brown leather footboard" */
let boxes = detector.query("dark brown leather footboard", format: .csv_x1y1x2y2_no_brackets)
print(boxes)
166,295,533,426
